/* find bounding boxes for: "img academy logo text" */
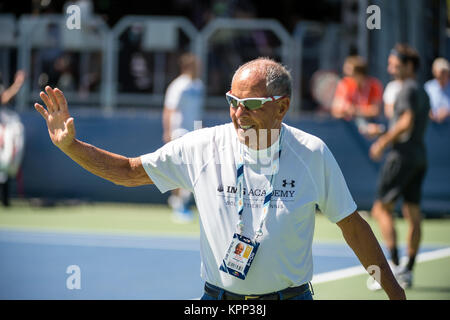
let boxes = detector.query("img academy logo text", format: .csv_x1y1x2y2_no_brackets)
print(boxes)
217,182,296,199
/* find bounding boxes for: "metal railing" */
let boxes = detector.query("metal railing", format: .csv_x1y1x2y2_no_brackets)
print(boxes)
0,14,17,87
15,14,109,111
197,18,297,112
292,21,347,111
104,15,199,111
3,11,445,113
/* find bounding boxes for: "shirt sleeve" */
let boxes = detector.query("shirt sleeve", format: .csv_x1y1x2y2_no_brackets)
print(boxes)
396,85,417,115
164,80,180,110
383,82,395,104
140,136,196,194
317,144,357,223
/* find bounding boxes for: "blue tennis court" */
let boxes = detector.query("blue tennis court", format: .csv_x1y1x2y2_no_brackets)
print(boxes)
0,229,445,299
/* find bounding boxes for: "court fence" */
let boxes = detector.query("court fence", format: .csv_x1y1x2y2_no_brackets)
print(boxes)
2,10,445,113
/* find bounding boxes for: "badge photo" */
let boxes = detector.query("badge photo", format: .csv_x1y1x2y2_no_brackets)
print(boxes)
220,233,260,280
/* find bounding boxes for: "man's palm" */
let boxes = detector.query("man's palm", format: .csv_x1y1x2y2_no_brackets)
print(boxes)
35,86,76,150
47,110,71,145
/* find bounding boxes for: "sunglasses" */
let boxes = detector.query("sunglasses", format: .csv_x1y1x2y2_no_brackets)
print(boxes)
225,91,285,110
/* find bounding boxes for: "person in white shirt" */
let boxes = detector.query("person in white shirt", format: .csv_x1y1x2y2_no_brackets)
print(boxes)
424,57,450,123
383,80,402,119
0,70,26,207
162,53,204,143
34,57,405,300
162,53,205,223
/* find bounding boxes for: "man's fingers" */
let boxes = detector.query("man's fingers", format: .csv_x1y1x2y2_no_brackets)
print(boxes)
45,86,60,112
54,88,69,113
66,117,75,136
40,91,54,113
34,103,49,120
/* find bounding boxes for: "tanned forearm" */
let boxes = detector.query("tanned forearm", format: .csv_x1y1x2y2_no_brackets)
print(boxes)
35,86,153,187
162,108,170,132
338,212,406,300
1,82,22,105
162,107,174,142
59,139,151,187
378,109,413,147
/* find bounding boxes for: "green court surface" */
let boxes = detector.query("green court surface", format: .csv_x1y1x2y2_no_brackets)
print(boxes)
1,200,449,300
0,200,201,237
312,256,450,300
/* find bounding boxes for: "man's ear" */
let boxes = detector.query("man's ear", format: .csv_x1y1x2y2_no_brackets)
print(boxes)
278,97,290,118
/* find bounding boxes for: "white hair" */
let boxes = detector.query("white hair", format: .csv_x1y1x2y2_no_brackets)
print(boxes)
232,57,292,98
432,57,450,74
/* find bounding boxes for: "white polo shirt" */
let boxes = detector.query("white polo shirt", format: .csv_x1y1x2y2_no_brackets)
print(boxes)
141,122,356,294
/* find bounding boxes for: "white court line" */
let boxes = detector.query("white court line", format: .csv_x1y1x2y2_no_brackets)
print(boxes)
0,228,446,260
0,230,369,259
311,247,450,284
0,228,358,258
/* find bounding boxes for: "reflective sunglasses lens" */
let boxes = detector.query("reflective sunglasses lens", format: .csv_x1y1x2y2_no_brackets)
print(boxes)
226,95,238,108
244,99,263,110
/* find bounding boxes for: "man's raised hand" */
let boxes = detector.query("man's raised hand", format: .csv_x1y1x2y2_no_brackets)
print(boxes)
34,86,76,150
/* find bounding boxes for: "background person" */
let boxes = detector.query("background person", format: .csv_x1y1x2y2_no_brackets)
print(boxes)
369,44,430,290
1,70,25,106
34,57,405,300
383,55,404,120
0,70,26,207
424,57,450,123
331,55,384,137
378,57,404,141
162,53,205,223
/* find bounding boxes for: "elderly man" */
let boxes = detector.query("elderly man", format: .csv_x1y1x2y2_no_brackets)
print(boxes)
35,57,405,300
425,57,450,123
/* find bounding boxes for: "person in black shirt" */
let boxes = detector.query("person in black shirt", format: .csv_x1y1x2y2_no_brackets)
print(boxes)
368,44,430,290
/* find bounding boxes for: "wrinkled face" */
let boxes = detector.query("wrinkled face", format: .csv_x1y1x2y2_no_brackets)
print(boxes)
434,68,449,86
229,67,289,149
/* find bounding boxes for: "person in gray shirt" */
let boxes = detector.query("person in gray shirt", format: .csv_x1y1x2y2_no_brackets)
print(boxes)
369,44,430,290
